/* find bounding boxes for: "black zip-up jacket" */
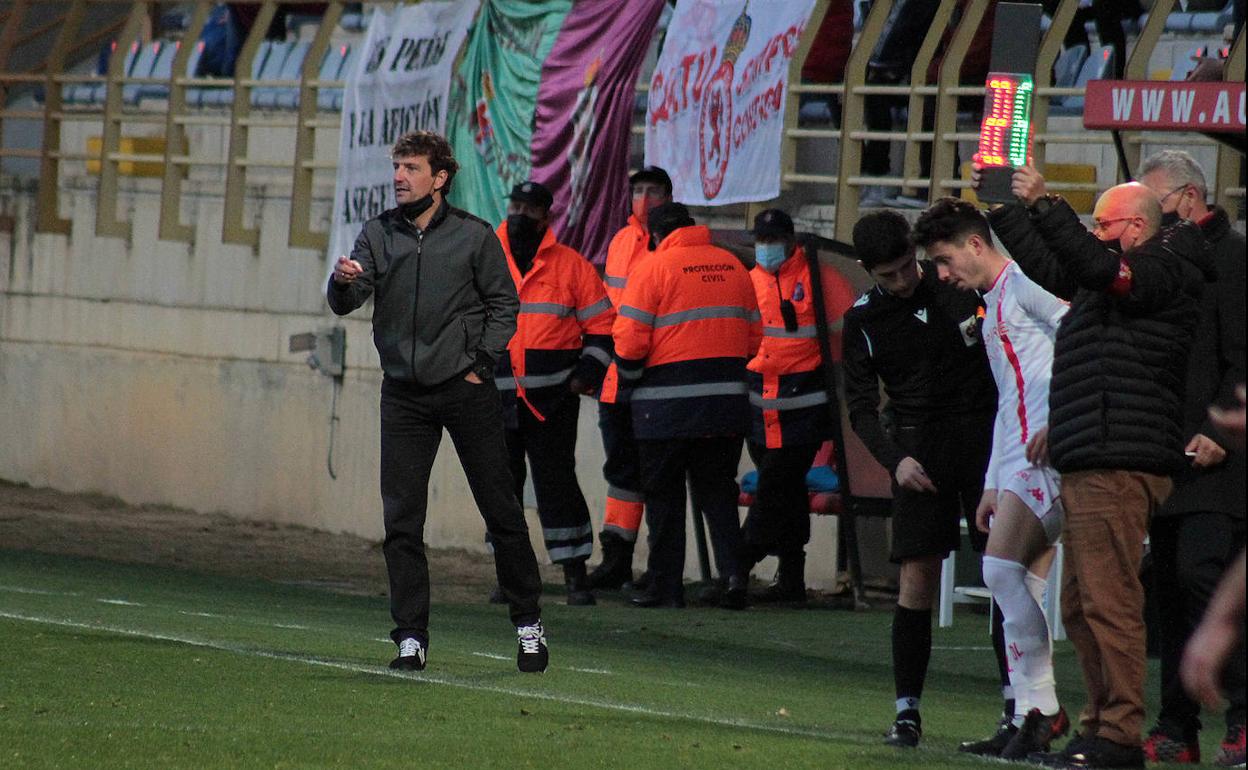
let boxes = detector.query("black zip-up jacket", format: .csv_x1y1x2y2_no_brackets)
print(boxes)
326,201,519,386
842,264,997,474
1161,207,1245,519
988,199,1215,476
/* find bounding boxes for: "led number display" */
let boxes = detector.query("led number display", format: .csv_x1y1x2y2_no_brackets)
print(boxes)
976,73,1034,169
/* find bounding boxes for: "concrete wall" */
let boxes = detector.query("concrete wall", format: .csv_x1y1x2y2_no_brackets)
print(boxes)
0,172,855,589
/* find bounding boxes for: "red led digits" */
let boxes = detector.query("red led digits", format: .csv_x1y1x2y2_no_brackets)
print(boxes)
976,73,1034,169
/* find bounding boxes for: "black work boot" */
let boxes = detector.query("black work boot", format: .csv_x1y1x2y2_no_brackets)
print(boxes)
753,552,807,604
563,560,597,606
586,531,634,590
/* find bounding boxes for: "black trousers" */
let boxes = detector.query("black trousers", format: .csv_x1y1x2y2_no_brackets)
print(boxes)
740,440,820,563
1150,512,1247,732
638,436,744,599
380,375,542,645
505,395,593,565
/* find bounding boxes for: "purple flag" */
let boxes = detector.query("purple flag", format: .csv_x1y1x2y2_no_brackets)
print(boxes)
529,0,665,265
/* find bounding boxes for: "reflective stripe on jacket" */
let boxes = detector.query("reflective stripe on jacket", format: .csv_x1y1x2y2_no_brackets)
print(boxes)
612,225,761,440
746,249,857,448
599,216,651,405
495,225,614,426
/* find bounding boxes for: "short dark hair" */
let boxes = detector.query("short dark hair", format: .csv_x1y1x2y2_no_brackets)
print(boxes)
391,131,459,193
648,201,695,245
912,197,993,250
852,210,912,269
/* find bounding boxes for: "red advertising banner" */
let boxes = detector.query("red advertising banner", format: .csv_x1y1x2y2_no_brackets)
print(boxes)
1082,80,1245,133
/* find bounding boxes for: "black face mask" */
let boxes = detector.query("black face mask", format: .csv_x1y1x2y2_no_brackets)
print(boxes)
399,193,435,222
1160,210,1182,228
507,214,546,270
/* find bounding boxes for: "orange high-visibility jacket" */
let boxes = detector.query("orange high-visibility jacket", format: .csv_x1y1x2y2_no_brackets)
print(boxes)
747,246,855,448
598,215,651,404
495,225,614,425
612,225,762,440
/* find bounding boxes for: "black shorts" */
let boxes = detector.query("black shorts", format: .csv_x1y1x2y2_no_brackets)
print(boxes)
889,412,993,563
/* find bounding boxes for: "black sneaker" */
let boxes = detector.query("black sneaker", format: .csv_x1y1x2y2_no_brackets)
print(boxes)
719,575,748,611
959,715,1018,756
884,716,922,748
1030,732,1092,767
516,622,549,673
1059,735,1145,769
1001,706,1071,760
389,637,426,671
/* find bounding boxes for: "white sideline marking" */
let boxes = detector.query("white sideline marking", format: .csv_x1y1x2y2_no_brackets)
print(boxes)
471,651,510,661
932,645,993,651
0,585,78,596
180,611,224,618
0,610,863,745
568,667,612,675
97,599,143,606
273,623,309,630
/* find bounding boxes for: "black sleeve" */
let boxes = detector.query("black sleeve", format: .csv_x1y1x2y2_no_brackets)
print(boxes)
326,227,376,315
842,312,905,475
988,203,1078,300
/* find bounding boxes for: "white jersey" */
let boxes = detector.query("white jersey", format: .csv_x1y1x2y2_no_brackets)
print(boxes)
982,261,1069,525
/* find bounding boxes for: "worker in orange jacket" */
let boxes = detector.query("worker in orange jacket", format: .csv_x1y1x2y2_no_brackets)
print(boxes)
588,166,674,591
737,208,857,602
495,181,615,606
613,202,762,609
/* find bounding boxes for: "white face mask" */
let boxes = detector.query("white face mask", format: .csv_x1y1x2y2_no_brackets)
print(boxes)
754,242,787,272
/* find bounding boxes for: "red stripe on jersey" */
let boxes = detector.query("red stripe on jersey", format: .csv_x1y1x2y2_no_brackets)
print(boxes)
997,277,1030,443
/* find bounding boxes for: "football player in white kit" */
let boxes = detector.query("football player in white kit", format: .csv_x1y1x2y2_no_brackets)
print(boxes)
914,198,1071,760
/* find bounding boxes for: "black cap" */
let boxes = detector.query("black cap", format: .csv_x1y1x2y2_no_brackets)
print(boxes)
508,181,554,211
752,208,794,239
648,201,695,242
629,165,673,194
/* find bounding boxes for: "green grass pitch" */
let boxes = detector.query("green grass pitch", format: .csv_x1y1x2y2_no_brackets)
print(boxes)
0,549,1220,768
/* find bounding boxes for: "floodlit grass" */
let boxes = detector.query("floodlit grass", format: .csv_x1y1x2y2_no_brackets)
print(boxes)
0,550,1219,769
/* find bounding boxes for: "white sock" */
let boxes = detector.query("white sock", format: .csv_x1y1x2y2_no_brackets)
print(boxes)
1024,570,1059,715
983,555,1056,725
896,697,920,716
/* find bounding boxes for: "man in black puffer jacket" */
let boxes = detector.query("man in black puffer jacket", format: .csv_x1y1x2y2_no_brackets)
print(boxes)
982,166,1215,770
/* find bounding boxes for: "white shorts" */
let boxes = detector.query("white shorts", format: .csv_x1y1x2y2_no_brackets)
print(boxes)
999,462,1064,545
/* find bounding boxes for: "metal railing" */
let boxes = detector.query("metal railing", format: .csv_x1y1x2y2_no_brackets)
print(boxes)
0,0,1243,250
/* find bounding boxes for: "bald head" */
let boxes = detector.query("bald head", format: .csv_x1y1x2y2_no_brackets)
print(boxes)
1092,183,1161,250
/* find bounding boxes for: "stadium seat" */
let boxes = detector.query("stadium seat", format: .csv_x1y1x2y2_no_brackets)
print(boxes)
63,40,139,106
1049,44,1114,115
1053,44,1088,89
317,44,358,112
275,43,347,110
252,40,310,109
191,39,280,108
128,40,179,103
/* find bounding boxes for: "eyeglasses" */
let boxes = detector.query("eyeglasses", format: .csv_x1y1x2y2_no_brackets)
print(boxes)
1092,216,1139,233
1157,185,1190,205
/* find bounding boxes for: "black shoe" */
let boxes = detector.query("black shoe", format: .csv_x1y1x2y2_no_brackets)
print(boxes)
1031,733,1093,767
1040,735,1144,769
630,585,685,608
388,637,426,671
516,622,548,673
693,579,725,606
751,580,807,604
488,585,506,604
884,716,922,748
586,532,635,590
959,715,1018,756
562,561,597,606
1002,707,1071,760
720,575,748,610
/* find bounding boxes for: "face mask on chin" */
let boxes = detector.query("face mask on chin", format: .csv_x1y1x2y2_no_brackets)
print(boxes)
506,214,546,268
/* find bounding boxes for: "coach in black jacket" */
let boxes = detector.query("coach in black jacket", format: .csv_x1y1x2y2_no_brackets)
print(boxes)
1137,150,1246,762
985,168,1213,769
328,131,547,675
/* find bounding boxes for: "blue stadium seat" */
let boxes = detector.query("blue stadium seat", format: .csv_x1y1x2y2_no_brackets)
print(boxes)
252,40,310,108
1050,44,1114,115
191,39,279,108
274,44,347,110
63,41,139,106
1053,44,1088,88
1189,11,1223,31
1165,12,1195,32
317,44,358,112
